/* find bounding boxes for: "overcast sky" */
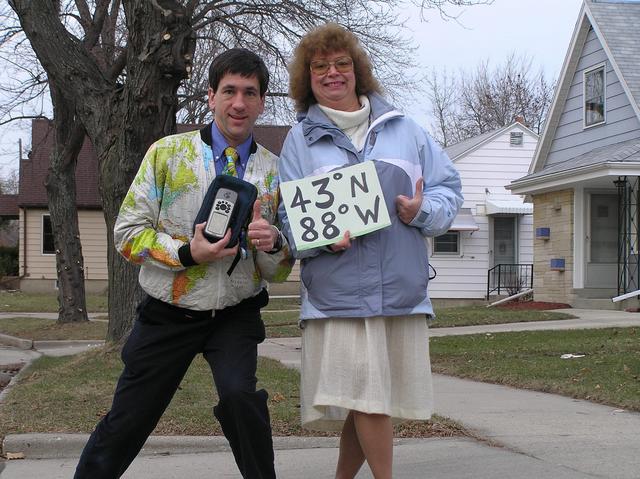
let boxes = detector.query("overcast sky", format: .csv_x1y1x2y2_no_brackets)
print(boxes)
403,0,584,125
0,0,586,179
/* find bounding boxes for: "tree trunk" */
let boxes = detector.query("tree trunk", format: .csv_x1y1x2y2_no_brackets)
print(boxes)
46,85,89,324
11,0,195,343
95,1,195,343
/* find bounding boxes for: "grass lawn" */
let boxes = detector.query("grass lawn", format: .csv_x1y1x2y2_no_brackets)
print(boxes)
0,317,107,341
0,289,574,339
263,310,301,338
0,348,462,439
263,306,574,338
431,327,640,412
0,291,108,313
0,313,297,342
0,303,574,341
0,292,296,314
1,299,635,439
433,306,575,327
264,296,300,311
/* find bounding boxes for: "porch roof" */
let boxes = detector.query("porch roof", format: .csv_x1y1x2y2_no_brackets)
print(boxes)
509,137,640,194
449,208,479,231
485,197,533,215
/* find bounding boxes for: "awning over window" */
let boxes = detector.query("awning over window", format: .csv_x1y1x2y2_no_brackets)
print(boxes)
485,197,533,215
449,208,479,231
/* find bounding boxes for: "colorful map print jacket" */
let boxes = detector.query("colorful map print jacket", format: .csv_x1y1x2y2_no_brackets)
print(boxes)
114,125,293,311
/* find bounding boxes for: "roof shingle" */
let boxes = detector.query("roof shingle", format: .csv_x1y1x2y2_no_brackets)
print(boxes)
588,0,640,109
19,119,290,209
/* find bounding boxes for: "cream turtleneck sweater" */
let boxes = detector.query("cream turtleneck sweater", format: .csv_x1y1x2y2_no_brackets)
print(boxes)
318,95,371,152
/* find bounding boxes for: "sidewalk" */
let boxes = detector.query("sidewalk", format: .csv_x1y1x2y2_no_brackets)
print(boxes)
259,312,640,477
2,308,640,477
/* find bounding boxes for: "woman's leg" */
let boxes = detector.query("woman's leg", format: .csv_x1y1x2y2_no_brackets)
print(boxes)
353,411,393,479
335,411,365,479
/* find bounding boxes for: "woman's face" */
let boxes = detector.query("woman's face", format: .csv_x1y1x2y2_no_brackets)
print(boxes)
309,50,360,112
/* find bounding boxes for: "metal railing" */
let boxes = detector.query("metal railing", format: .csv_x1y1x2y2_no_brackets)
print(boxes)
486,263,533,299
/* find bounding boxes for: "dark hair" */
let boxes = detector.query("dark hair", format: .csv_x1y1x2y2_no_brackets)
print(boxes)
288,23,382,112
208,48,270,97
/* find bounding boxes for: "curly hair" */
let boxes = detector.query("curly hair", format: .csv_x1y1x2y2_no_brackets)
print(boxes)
288,23,382,112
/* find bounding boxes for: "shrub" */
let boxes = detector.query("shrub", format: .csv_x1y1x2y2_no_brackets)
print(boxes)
0,246,18,277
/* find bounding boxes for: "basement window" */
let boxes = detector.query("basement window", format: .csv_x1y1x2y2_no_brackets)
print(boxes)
433,231,460,255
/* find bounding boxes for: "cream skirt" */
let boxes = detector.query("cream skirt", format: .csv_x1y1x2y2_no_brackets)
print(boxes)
300,315,433,431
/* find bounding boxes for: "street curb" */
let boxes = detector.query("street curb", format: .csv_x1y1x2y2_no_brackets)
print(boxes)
0,359,37,405
0,335,106,351
0,333,32,350
1,434,341,459
2,433,432,459
32,340,105,349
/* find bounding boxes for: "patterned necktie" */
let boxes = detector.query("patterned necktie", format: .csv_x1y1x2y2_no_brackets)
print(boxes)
222,146,239,177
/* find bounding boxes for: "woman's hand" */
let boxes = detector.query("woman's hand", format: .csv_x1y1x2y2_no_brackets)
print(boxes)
329,230,352,252
396,178,424,224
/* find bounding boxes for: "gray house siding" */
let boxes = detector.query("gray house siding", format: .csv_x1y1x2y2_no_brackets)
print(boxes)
546,27,640,166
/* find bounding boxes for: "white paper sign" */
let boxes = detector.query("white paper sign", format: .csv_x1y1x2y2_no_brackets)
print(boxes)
280,161,391,251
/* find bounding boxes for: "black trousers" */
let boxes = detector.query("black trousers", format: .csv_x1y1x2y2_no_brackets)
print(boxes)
74,290,275,479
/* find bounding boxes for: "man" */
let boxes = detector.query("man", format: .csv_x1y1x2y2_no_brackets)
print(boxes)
74,48,293,479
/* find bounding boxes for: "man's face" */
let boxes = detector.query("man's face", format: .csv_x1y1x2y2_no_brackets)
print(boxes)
208,73,265,147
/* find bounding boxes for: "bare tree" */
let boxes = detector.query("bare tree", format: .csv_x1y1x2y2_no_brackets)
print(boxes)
7,0,492,342
0,170,18,194
425,69,460,147
0,1,125,324
45,85,90,323
427,53,554,146
0,169,18,288
8,0,195,341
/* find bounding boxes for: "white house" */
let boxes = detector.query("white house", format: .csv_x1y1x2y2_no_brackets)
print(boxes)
428,121,539,300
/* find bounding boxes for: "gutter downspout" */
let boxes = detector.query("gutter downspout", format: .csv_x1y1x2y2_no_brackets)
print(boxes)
21,208,27,278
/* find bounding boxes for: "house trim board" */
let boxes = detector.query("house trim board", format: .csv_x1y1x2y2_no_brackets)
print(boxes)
530,4,589,174
510,161,640,195
574,186,585,289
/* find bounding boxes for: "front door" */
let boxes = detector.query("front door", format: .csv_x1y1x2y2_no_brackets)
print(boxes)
585,193,618,288
493,216,517,289
494,216,516,266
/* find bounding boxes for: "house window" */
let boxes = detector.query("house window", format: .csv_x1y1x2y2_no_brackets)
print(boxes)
42,214,55,255
510,132,523,146
433,231,460,255
584,65,605,127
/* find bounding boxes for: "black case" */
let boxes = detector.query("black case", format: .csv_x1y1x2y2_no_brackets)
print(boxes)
194,175,258,248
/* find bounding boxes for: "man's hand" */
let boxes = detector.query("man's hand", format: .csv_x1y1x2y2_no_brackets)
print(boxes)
248,200,278,252
190,223,238,264
329,230,352,253
396,178,424,225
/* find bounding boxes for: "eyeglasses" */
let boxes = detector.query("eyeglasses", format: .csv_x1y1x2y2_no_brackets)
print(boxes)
309,56,354,76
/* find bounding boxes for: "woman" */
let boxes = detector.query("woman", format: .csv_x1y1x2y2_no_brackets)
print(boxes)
278,23,463,478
